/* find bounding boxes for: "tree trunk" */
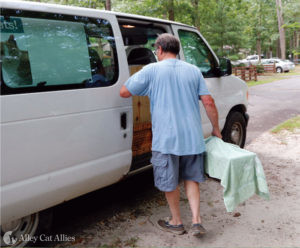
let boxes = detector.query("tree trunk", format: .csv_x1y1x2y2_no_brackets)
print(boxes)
295,31,299,63
192,0,200,30
168,0,175,21
269,45,273,58
276,38,281,58
256,35,261,62
276,0,286,59
105,0,111,11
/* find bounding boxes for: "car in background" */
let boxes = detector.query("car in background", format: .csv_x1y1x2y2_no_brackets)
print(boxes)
246,54,264,65
261,58,290,73
283,60,295,71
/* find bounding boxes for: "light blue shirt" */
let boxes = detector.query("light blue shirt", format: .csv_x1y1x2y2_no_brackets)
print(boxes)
125,59,210,155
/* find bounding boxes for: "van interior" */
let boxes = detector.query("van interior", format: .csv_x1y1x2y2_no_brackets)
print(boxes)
118,19,167,171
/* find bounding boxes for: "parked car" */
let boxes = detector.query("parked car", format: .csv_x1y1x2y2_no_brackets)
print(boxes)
0,0,249,246
261,58,290,73
283,60,295,71
246,54,264,65
231,59,251,67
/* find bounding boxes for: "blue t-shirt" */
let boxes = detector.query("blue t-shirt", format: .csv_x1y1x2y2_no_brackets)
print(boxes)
125,58,210,155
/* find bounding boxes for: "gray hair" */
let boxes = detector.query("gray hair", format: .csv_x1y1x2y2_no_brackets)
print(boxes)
154,33,180,55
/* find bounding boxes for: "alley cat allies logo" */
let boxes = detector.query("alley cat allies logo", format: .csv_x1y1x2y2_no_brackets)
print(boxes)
3,231,18,245
2,231,76,246
0,17,24,33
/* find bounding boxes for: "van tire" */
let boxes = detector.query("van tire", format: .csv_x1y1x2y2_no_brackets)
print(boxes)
30,209,53,247
1,209,53,247
276,67,283,73
222,111,246,148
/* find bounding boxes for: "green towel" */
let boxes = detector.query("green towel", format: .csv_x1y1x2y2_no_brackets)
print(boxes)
204,136,270,212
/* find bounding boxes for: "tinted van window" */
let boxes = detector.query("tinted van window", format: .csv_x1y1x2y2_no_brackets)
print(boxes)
178,29,217,78
119,22,165,64
0,10,118,95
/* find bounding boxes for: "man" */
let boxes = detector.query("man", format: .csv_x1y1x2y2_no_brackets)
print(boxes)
120,33,222,236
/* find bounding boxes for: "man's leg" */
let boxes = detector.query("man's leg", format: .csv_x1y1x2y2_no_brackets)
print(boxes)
165,186,182,225
184,180,201,224
153,153,185,234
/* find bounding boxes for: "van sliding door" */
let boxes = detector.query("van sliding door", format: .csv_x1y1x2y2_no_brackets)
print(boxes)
117,19,170,171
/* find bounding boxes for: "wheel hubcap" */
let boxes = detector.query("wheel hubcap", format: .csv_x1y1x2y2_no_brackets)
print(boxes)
1,214,39,247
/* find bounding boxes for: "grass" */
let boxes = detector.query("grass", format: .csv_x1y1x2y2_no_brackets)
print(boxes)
247,64,300,87
271,116,300,133
247,77,283,87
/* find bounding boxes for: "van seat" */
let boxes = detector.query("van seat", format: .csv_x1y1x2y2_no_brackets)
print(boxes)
127,47,156,65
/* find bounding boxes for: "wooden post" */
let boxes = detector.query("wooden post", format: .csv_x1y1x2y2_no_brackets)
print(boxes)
241,68,245,81
249,67,252,81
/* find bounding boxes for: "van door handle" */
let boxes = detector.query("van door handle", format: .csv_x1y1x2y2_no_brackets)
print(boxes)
120,112,127,130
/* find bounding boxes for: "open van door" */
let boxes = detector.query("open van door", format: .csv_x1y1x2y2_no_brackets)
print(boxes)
171,24,228,137
172,24,248,147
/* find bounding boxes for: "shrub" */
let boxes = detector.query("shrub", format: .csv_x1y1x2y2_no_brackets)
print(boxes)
228,54,240,61
256,63,265,73
232,63,247,68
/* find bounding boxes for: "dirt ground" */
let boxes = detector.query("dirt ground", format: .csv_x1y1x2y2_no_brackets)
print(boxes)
56,129,300,247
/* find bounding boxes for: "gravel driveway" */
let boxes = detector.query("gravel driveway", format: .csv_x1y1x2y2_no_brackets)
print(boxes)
45,74,300,247
47,127,300,248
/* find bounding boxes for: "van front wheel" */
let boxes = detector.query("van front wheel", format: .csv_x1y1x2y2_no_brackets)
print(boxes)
222,111,246,148
1,210,53,247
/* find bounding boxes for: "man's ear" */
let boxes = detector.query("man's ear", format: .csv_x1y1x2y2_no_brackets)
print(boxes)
157,46,162,55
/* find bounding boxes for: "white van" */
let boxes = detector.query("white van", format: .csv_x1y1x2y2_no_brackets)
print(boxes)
0,0,248,246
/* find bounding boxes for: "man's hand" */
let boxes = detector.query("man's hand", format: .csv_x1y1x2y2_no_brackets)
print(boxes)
200,95,222,139
120,85,132,98
212,128,222,139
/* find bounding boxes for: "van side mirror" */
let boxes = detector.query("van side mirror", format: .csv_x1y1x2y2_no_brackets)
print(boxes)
218,57,232,76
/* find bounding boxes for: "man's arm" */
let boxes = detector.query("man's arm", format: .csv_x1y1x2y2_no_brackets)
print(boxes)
200,95,222,138
120,85,132,98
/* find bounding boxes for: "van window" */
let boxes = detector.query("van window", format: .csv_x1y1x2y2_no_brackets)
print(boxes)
178,29,217,77
119,22,165,64
0,10,118,95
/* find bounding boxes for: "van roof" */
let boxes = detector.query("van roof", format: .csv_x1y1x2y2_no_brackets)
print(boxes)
0,0,193,29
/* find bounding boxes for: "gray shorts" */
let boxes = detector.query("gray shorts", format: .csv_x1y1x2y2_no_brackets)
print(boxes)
150,151,206,192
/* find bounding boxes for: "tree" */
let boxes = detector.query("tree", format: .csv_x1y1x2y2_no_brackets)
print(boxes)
105,0,111,10
283,0,300,61
24,0,299,61
276,0,286,59
167,0,175,21
191,0,200,30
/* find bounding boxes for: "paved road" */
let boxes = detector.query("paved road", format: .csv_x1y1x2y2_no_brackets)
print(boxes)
246,75,300,145
46,75,300,247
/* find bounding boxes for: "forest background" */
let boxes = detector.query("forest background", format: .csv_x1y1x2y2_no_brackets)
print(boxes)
26,0,299,61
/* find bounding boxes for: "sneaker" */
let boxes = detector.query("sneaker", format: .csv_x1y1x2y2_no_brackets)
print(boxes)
190,223,206,237
157,217,185,235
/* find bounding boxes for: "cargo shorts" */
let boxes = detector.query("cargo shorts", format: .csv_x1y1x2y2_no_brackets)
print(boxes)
150,151,206,192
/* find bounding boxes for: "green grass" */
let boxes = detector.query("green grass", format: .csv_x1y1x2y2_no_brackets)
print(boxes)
271,116,300,133
285,70,300,76
247,77,283,87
